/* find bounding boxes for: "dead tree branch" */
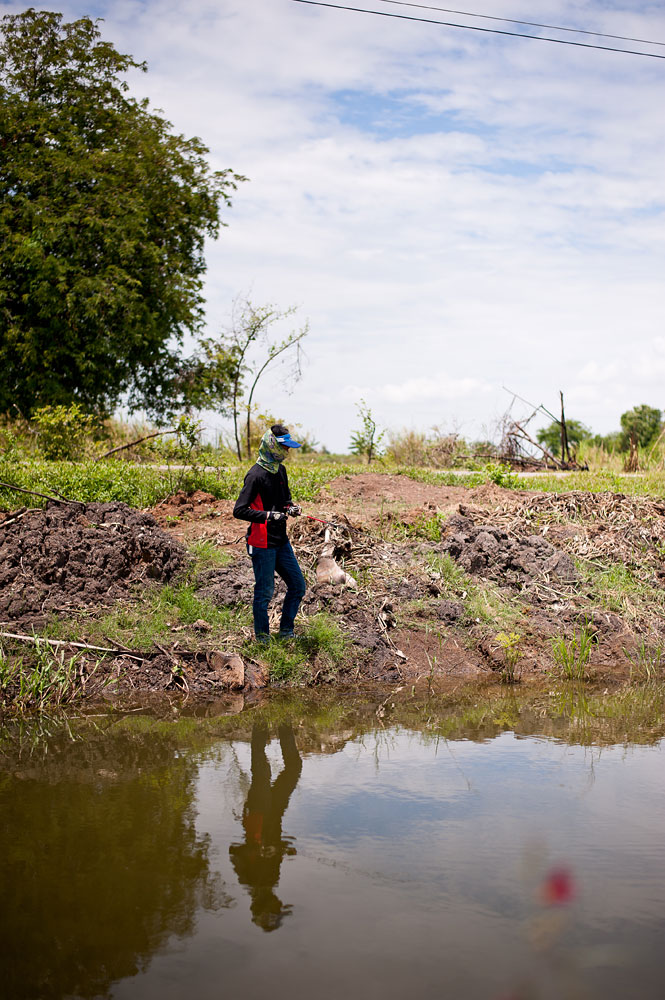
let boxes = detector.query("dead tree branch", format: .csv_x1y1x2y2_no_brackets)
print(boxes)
95,429,178,461
0,632,145,661
0,481,78,505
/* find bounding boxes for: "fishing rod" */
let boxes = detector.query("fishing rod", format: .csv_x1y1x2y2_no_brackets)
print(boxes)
303,513,345,529
300,512,358,533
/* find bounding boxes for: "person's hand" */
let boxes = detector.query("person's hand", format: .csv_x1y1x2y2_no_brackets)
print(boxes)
267,510,286,522
286,504,302,517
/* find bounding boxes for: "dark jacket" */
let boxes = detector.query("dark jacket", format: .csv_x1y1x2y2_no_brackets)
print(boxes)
233,463,292,548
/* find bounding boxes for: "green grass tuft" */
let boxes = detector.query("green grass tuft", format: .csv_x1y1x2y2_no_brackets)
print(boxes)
550,621,596,680
46,582,253,650
187,538,234,569
244,613,348,685
401,512,447,541
0,641,94,714
625,638,664,684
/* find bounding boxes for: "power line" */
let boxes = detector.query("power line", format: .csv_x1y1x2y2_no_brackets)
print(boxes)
377,1,665,48
289,0,665,59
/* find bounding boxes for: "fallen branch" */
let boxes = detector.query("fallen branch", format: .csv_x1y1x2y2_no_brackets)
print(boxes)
510,423,563,468
0,631,145,661
0,481,79,505
153,639,176,661
95,428,178,461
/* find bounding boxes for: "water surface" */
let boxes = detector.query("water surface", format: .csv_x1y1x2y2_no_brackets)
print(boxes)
1,691,664,999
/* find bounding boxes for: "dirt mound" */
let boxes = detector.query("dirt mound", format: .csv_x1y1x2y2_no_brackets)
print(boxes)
321,473,516,522
0,502,185,625
197,561,256,605
160,489,218,510
150,491,243,547
443,512,578,590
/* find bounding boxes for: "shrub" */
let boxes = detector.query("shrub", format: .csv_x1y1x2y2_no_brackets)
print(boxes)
349,400,384,464
32,403,96,460
495,631,522,683
385,428,430,466
385,427,479,468
484,462,520,489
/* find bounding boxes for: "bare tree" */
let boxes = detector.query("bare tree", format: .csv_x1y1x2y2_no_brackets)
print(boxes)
232,300,308,460
243,322,308,458
193,298,308,459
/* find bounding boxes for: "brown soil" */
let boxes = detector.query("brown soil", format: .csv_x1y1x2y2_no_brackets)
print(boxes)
319,473,515,522
2,476,664,707
150,489,244,544
443,511,578,589
0,501,185,625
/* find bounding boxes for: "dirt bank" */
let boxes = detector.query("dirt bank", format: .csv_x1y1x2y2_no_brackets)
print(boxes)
1,475,664,708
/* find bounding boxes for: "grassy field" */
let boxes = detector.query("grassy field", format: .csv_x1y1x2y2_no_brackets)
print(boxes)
0,457,359,509
2,456,665,511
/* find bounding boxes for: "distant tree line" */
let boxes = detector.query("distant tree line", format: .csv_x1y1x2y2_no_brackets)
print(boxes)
537,404,663,455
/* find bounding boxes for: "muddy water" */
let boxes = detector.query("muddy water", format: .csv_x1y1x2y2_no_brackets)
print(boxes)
1,695,664,1000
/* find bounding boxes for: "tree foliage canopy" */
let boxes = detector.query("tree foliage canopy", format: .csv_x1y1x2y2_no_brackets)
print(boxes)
536,418,592,456
0,9,245,417
619,405,662,451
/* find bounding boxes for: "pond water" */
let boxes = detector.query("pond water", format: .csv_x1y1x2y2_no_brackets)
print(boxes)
1,690,664,1000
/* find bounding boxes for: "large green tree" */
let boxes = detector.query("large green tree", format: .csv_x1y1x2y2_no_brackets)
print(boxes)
0,9,244,417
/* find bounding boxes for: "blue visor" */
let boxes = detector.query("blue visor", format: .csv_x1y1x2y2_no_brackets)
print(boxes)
275,432,302,449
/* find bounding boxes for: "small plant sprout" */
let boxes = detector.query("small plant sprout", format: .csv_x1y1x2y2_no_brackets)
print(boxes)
349,400,385,465
625,638,664,684
550,620,596,680
495,631,522,683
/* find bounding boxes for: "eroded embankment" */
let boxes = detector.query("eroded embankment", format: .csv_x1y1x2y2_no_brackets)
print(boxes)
1,476,664,710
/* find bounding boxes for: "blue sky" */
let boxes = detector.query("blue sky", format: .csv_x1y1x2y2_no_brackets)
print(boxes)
3,0,665,450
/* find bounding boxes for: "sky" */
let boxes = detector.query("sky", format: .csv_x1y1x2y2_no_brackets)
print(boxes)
3,0,665,451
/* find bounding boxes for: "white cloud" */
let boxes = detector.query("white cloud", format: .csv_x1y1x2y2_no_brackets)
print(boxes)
343,375,492,404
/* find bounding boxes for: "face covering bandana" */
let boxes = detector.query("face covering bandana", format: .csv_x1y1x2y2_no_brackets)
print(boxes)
256,430,288,473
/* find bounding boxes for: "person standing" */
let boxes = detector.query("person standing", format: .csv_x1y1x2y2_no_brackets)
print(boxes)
233,424,307,642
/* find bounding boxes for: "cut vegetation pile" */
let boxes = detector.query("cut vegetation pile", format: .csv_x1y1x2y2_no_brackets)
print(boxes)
0,501,185,626
506,491,665,583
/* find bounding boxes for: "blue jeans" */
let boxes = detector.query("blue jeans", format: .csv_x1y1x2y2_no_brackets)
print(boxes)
249,540,306,640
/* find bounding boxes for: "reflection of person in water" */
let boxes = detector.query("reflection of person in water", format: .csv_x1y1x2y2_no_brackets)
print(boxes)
229,724,302,932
